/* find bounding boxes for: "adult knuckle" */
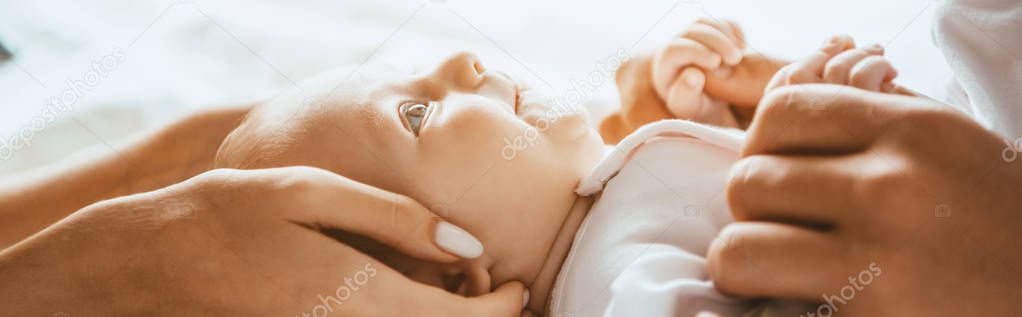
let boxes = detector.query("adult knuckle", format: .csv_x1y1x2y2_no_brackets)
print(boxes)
191,168,236,187
760,86,802,117
184,168,252,210
727,157,768,215
854,166,906,208
387,195,428,235
189,168,243,195
709,225,751,289
278,165,337,190
901,107,954,130
890,107,956,146
257,170,296,193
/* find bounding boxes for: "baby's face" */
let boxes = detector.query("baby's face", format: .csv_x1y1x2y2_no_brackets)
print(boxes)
218,53,604,295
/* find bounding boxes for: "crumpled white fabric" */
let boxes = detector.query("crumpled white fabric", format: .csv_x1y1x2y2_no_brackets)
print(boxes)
552,120,810,317
933,0,1022,139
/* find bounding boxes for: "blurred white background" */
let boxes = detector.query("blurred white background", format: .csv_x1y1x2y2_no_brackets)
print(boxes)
0,0,950,175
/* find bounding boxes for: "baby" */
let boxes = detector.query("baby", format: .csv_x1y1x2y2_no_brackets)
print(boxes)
214,20,899,316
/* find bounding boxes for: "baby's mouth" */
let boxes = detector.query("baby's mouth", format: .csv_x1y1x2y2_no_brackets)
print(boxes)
514,84,522,115
492,70,521,116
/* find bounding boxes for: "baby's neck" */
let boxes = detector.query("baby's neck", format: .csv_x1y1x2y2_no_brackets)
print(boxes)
526,194,594,313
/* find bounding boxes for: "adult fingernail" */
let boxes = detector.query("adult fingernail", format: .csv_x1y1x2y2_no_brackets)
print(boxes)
522,288,530,308
435,221,484,259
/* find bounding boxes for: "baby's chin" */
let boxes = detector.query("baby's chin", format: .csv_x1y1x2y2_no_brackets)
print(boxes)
516,88,599,143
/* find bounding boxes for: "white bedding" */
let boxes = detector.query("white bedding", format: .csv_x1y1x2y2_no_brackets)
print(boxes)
0,0,950,175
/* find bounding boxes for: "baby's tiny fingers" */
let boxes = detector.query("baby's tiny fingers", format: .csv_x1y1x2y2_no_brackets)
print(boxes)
849,55,897,92
823,44,884,85
696,18,744,50
797,35,855,78
654,38,721,99
723,20,746,49
682,22,743,65
664,67,708,119
764,35,853,91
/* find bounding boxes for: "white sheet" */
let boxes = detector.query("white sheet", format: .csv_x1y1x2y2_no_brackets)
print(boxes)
932,0,1022,139
0,0,950,175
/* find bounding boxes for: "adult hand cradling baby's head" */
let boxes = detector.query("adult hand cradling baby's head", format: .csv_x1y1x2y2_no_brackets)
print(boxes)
215,52,605,309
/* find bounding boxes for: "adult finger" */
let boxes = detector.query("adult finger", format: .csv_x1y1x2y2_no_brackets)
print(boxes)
822,45,884,84
682,22,743,65
708,222,847,301
405,280,528,317
727,154,863,225
209,167,484,263
653,38,721,99
458,281,529,317
744,85,902,156
664,67,708,119
849,55,898,91
334,260,526,317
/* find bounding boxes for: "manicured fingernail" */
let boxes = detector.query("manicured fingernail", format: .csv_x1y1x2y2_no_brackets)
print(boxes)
522,288,530,308
435,221,484,259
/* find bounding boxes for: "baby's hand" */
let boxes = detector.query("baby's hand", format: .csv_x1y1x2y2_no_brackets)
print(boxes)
652,18,747,126
765,35,898,93
604,19,780,143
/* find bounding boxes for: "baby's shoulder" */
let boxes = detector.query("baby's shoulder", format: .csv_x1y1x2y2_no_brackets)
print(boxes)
577,120,744,196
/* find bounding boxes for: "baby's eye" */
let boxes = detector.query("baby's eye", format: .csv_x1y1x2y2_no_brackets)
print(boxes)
400,102,432,136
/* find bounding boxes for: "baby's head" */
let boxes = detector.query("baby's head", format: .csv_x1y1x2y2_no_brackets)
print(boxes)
216,53,604,304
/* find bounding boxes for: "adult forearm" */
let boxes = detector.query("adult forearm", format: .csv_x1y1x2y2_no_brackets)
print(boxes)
0,156,127,248
0,105,251,249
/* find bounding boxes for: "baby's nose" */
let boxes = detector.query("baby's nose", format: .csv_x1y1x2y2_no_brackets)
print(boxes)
433,51,486,87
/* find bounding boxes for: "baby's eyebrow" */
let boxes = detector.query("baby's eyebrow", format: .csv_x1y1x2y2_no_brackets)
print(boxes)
358,105,388,130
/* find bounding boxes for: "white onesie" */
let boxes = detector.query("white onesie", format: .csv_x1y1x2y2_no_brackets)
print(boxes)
547,1,1020,314
548,120,807,317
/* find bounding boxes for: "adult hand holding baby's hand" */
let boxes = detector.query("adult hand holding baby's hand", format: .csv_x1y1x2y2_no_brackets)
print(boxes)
652,19,785,120
650,18,747,125
605,19,784,142
0,166,527,317
710,83,1022,315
